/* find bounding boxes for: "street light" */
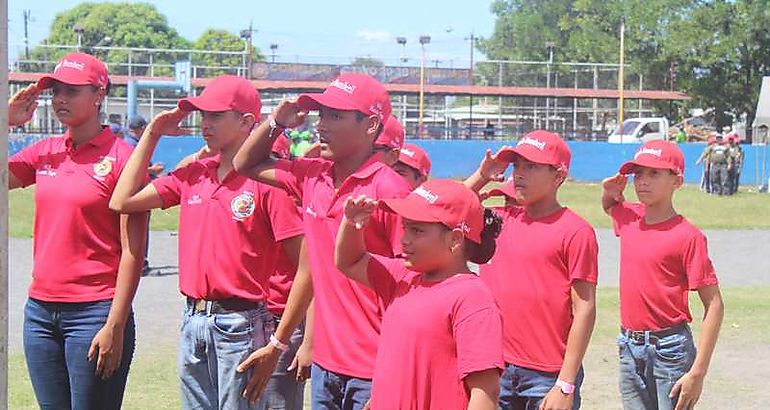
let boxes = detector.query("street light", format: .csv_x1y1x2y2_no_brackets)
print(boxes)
73,24,84,51
270,43,279,63
396,36,407,63
419,35,431,138
545,41,555,129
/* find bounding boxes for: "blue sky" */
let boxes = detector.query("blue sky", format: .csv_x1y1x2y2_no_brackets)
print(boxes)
9,0,497,67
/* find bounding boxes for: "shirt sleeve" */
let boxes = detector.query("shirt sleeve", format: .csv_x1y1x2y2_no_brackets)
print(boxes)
274,158,315,203
682,231,719,290
610,201,641,237
262,186,304,242
453,290,505,379
366,254,410,307
9,139,46,187
150,165,191,209
372,175,413,254
565,225,600,284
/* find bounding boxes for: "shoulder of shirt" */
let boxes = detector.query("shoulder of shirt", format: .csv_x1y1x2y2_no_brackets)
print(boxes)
561,207,597,232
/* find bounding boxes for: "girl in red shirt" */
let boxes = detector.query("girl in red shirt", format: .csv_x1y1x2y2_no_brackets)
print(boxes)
335,179,504,410
8,52,146,410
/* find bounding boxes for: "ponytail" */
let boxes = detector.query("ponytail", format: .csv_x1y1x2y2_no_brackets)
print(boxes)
467,208,503,264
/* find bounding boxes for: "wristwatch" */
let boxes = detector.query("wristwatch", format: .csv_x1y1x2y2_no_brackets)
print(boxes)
268,117,285,140
555,379,575,395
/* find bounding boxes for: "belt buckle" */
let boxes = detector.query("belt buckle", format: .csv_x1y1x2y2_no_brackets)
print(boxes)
628,330,646,344
193,299,208,313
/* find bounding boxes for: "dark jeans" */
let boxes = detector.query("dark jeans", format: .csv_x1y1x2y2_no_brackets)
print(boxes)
23,298,135,410
310,363,371,410
499,363,584,410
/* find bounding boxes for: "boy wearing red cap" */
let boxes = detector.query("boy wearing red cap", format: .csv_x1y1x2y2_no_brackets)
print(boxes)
233,73,411,408
373,114,405,166
8,52,144,410
110,74,304,409
602,140,724,410
335,180,504,409
468,130,599,409
393,143,432,188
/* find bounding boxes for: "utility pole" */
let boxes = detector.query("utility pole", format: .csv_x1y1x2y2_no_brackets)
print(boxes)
23,9,31,59
618,16,626,131
466,32,478,139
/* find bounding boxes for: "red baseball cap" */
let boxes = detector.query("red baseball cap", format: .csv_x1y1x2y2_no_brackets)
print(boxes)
398,143,431,177
37,52,109,89
272,132,291,159
486,177,516,198
498,130,571,171
297,73,392,123
376,115,405,149
381,179,483,243
178,75,261,117
619,140,685,175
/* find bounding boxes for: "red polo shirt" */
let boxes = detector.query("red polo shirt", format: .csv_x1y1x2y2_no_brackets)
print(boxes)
273,155,411,379
479,206,599,372
152,156,303,302
611,202,719,331
10,127,134,302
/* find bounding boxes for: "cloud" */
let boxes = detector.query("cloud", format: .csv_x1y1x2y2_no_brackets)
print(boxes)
356,30,393,42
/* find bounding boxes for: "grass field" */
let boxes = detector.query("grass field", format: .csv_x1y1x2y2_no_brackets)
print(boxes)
8,287,769,409
8,182,770,237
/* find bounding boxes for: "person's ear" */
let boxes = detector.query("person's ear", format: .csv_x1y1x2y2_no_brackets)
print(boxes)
240,113,257,131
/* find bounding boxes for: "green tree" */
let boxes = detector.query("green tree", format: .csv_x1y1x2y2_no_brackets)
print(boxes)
27,2,190,75
350,56,385,67
192,29,262,77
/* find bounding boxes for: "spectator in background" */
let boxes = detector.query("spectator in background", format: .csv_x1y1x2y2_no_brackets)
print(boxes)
128,116,165,177
674,127,687,143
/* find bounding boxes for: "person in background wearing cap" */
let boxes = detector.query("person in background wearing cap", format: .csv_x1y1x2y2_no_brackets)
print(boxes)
465,130,599,410
373,114,405,166
695,136,716,193
7,52,145,410
125,115,166,276
707,134,731,195
335,180,504,409
393,143,432,189
233,73,412,408
726,135,743,195
602,140,724,410
109,74,305,409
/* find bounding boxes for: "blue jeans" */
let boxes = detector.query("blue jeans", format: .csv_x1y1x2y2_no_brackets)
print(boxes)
23,298,135,410
499,363,584,410
178,301,274,410
263,318,306,409
618,324,696,410
310,363,371,410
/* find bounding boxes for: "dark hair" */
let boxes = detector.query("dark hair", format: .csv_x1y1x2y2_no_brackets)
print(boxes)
355,111,384,137
466,208,503,264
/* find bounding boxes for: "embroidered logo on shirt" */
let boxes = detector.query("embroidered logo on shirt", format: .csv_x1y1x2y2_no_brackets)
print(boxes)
37,164,57,177
305,205,318,218
93,157,114,179
231,192,256,220
187,194,202,205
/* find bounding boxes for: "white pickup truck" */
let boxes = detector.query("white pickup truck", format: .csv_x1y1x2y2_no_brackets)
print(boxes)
608,117,669,144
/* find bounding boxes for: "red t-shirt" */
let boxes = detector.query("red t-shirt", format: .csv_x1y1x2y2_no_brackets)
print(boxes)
9,128,134,302
152,156,303,302
611,202,719,330
367,255,504,410
267,250,296,316
273,156,411,378
479,206,598,373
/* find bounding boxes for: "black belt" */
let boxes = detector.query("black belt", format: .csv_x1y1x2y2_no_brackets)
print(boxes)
620,322,688,345
186,297,262,314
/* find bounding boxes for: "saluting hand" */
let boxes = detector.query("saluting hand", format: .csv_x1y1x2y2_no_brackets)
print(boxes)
343,195,379,230
602,173,627,202
272,100,308,129
9,83,41,127
477,146,512,183
144,108,191,139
